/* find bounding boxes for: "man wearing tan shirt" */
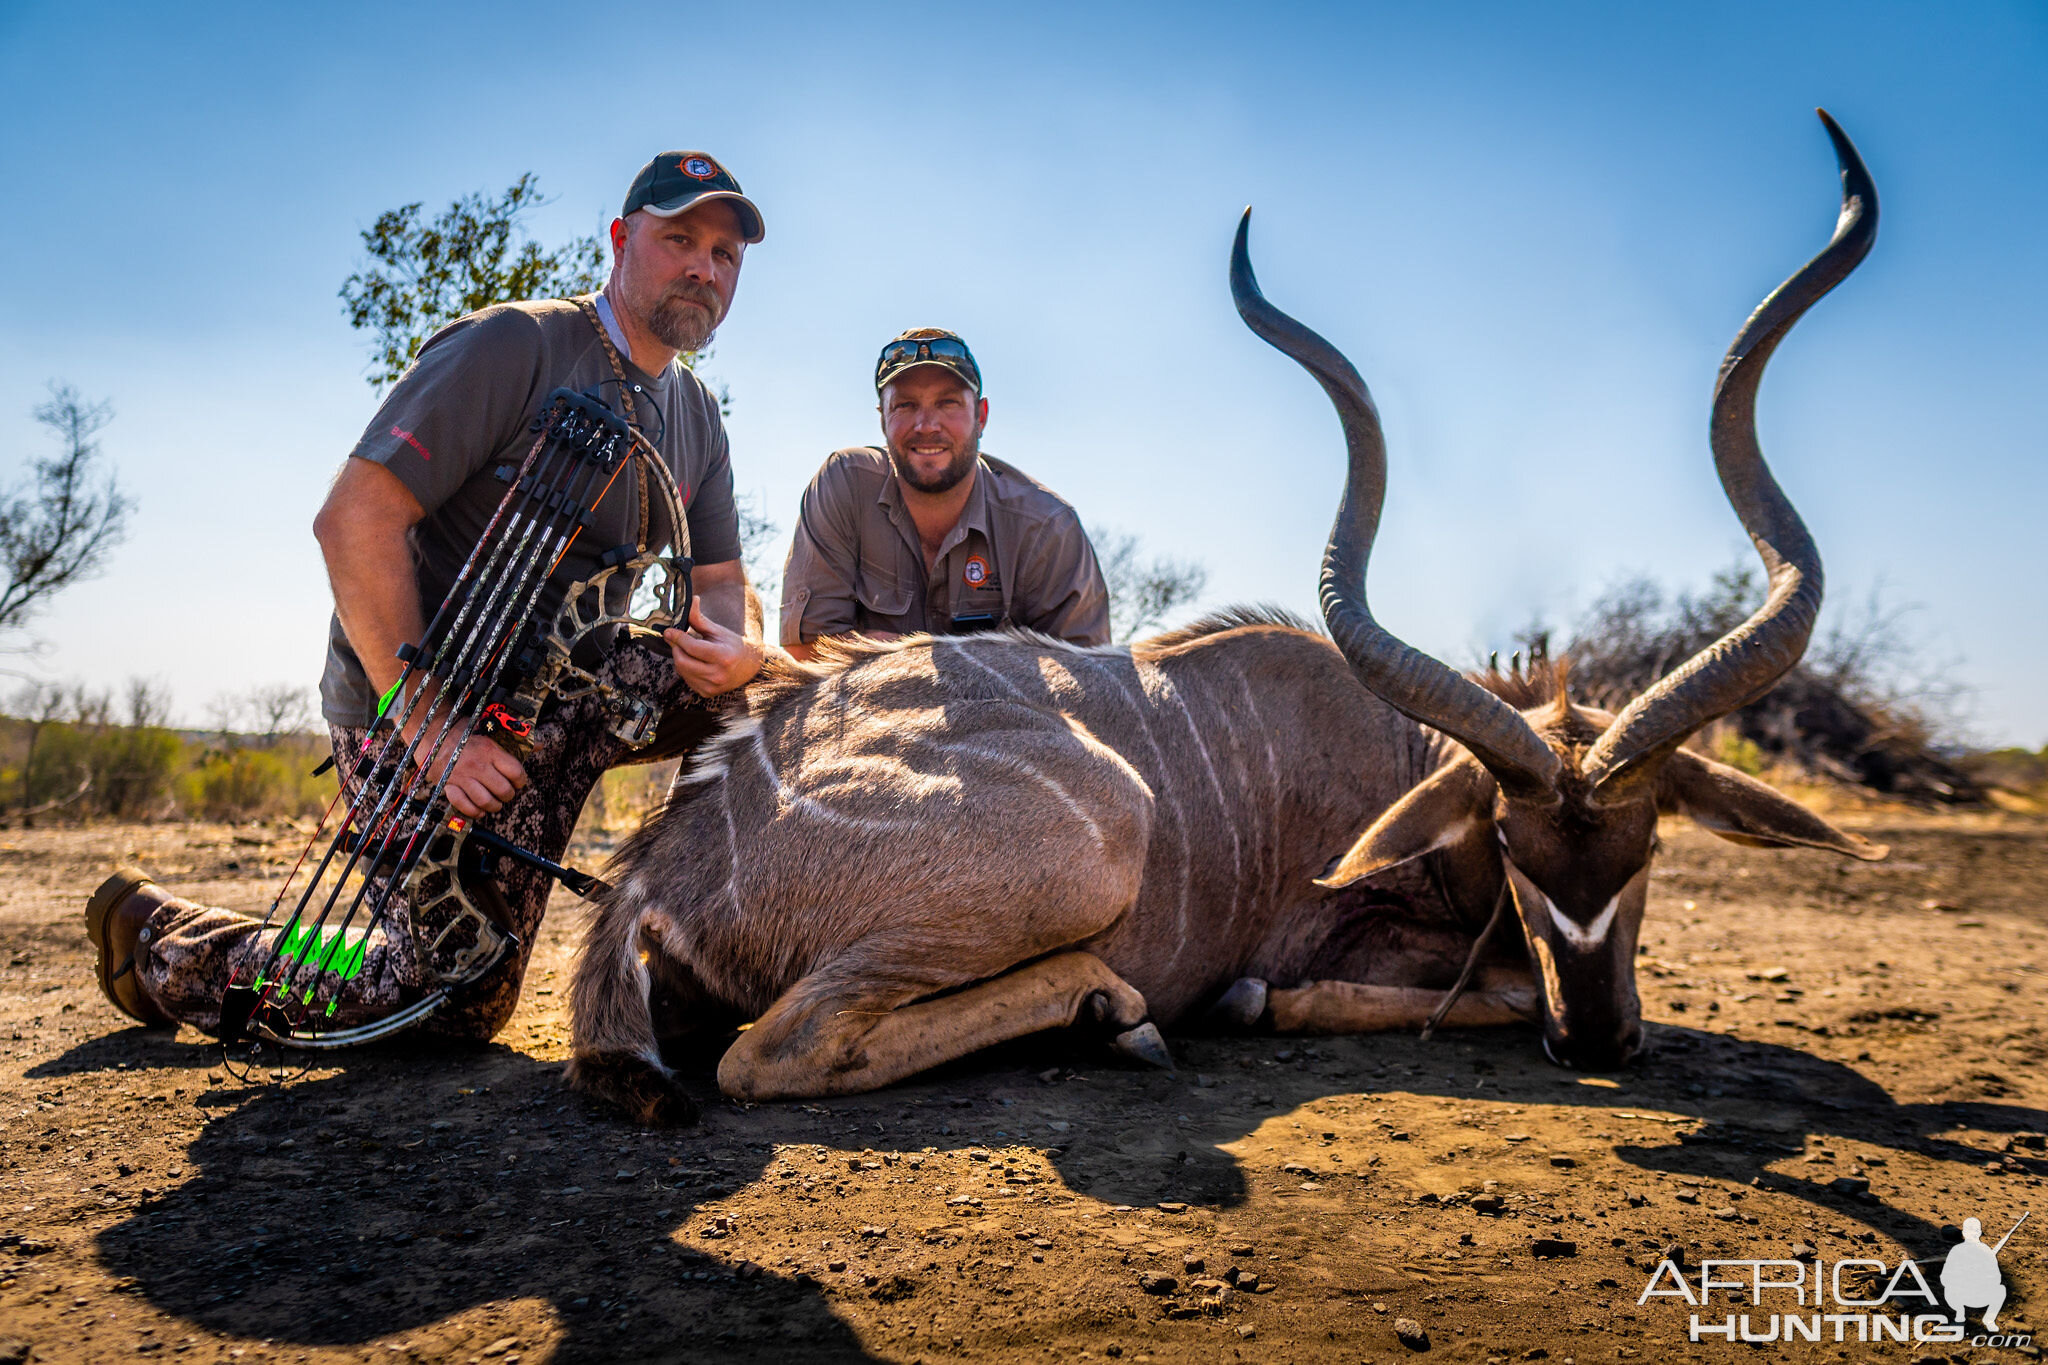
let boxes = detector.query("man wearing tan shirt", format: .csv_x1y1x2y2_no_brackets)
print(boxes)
781,328,1111,657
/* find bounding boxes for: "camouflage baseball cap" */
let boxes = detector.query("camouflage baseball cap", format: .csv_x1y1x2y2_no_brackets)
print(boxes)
622,151,765,243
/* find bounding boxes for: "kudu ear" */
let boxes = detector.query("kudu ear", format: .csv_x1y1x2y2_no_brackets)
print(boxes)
1658,749,1888,861
1317,757,1497,888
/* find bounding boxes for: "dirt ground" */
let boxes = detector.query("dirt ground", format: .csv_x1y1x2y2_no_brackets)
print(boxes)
4,809,2047,1364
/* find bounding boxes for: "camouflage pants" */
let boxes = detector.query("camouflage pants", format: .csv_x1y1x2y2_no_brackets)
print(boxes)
136,638,722,1042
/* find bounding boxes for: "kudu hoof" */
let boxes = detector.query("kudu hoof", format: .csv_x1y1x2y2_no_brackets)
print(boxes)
1204,977,1270,1031
565,1052,701,1128
1110,1022,1175,1072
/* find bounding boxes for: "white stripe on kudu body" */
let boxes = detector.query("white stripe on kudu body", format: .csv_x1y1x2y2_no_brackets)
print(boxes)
752,726,923,834
1157,669,1245,915
944,635,1037,702
1224,662,1283,916
1071,651,1195,959
950,743,1108,852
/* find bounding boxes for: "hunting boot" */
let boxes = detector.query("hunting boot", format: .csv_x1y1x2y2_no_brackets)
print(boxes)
84,867,177,1027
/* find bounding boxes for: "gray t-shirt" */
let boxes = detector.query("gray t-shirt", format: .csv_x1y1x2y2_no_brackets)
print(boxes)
319,296,740,726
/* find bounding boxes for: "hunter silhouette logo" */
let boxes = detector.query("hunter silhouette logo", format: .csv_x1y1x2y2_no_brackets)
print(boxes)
1943,1212,2024,1331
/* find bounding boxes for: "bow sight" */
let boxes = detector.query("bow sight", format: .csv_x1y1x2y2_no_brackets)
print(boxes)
218,382,692,1071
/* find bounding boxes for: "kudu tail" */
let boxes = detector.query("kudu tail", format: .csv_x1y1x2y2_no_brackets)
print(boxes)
565,881,699,1127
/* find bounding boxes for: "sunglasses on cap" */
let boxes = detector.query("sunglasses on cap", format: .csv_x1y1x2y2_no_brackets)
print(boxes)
874,335,981,394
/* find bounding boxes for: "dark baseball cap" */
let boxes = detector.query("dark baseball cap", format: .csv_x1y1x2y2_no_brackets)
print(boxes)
622,151,765,243
875,328,982,395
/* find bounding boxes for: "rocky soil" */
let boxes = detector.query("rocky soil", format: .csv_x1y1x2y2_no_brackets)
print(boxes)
3,812,2045,1363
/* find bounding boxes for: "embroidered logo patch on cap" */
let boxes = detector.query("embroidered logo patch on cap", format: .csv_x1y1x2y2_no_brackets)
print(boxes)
679,155,720,180
963,556,991,588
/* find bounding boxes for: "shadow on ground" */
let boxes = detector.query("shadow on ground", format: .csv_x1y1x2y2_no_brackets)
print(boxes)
66,1041,877,1363
1134,1022,2048,1261
37,1013,2045,1361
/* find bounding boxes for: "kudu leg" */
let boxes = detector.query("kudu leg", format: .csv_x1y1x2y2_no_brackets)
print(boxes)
1266,975,1538,1035
566,908,702,1126
717,950,1151,1102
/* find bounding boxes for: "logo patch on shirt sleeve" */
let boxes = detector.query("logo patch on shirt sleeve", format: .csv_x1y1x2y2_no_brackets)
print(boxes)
390,425,433,461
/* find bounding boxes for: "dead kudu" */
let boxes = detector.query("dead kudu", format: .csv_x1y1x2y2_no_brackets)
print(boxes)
569,112,1887,1125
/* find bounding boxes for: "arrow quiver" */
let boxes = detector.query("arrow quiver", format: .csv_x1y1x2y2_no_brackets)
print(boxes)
220,337,694,1068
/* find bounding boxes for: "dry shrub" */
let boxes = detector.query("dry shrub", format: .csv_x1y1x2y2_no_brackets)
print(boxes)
1965,746,2048,813
1513,563,1982,804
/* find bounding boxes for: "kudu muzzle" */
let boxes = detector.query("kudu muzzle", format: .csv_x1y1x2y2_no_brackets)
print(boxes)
1507,860,1651,1071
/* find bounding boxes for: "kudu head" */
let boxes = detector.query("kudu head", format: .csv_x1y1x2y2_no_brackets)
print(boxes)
1235,111,1889,1070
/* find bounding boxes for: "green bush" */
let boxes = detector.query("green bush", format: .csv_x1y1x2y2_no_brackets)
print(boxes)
1712,729,1767,776
92,725,185,818
18,721,96,812
0,699,334,824
180,739,332,822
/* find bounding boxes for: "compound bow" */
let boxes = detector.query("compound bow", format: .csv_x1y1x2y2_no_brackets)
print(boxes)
219,332,693,1070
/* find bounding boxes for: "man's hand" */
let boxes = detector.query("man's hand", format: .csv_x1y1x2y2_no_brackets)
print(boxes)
406,725,528,818
666,596,766,697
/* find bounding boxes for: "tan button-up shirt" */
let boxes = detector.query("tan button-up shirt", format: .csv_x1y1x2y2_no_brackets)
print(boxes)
780,447,1111,648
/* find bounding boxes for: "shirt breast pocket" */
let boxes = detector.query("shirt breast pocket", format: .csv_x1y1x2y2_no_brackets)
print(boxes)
949,584,1006,623
853,572,914,622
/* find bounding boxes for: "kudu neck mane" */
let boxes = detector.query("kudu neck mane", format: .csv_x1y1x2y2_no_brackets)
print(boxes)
749,604,1325,713
1131,604,1321,655
1441,657,1614,792
1472,656,1574,714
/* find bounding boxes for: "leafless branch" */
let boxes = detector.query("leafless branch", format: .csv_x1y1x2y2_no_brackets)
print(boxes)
0,384,132,636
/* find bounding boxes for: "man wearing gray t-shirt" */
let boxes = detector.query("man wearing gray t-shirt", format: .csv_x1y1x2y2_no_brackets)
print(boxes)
84,151,769,1043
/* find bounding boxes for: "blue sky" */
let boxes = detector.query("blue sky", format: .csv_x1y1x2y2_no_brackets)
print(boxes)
1,1,2043,744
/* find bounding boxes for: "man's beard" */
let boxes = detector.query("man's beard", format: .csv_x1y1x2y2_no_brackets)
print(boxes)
888,433,980,495
647,282,724,354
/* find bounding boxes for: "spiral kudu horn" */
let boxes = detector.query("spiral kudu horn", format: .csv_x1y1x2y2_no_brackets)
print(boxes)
1231,210,1560,793
1582,110,1879,791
